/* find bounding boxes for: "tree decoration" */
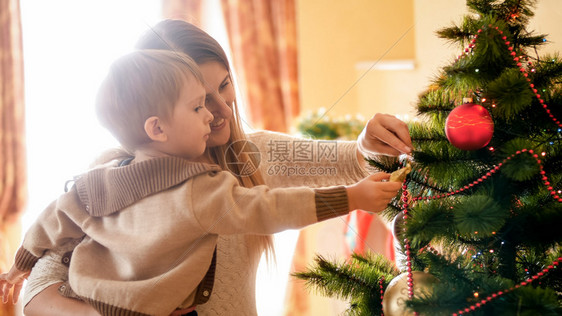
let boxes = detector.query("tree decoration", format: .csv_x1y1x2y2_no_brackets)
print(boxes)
382,271,438,316
445,100,494,150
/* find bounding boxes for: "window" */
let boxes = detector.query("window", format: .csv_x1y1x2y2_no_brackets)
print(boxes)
21,1,161,231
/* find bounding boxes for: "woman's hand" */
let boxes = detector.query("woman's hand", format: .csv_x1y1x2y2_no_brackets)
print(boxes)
357,113,412,157
346,172,402,213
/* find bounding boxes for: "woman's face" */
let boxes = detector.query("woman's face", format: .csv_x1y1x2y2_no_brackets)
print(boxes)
198,61,234,148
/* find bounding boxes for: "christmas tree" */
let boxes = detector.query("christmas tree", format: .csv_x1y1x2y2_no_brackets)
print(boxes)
294,1,562,315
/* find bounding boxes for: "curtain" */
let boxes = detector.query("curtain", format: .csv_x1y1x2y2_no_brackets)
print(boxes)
162,0,204,27
0,0,27,314
221,0,299,132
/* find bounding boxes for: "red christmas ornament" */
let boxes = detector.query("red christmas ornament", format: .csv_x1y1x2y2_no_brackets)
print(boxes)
445,101,494,150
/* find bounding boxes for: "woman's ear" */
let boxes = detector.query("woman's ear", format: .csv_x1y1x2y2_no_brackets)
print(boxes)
144,116,168,142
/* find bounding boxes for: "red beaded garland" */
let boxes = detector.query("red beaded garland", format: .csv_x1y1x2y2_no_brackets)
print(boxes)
380,277,385,316
411,149,560,204
397,177,421,316
453,24,562,127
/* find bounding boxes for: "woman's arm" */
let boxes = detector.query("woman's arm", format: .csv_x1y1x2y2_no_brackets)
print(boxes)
250,130,367,187
249,114,411,189
24,283,99,316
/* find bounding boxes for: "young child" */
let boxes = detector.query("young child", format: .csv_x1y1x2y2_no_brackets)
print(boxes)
0,50,402,316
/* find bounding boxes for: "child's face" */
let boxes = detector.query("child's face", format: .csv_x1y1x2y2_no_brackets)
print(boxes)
160,75,213,160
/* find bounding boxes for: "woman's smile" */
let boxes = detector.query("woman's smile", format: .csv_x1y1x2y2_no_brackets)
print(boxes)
210,117,226,130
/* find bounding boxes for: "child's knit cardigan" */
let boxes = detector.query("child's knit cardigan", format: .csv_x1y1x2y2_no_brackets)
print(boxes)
14,156,349,316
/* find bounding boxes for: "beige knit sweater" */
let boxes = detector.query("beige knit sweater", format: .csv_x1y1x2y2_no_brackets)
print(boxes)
23,131,369,315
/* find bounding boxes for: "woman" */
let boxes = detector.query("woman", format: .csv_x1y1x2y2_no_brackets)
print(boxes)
23,19,412,316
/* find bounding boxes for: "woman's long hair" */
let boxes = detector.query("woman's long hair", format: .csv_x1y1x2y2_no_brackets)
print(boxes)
135,19,274,261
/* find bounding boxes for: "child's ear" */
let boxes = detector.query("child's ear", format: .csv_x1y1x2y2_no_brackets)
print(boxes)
144,116,167,142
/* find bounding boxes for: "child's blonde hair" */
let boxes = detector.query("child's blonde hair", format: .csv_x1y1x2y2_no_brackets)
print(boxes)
96,49,203,152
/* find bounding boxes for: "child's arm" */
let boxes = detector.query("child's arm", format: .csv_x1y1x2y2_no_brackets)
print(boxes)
190,170,402,235
2,190,88,305
16,190,88,270
0,265,29,304
0,200,66,305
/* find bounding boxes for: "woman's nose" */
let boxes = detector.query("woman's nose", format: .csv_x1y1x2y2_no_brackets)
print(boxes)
206,93,232,119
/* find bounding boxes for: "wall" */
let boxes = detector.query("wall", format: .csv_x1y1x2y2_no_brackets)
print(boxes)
296,0,415,119
297,0,562,122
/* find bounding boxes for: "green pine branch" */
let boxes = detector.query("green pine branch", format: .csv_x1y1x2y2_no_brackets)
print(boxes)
292,253,399,315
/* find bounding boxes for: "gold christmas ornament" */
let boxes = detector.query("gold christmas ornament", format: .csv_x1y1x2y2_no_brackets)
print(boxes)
390,163,412,182
382,271,438,316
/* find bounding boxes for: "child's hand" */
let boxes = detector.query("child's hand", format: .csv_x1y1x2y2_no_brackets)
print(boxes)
346,172,402,213
0,266,29,304
389,163,412,182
